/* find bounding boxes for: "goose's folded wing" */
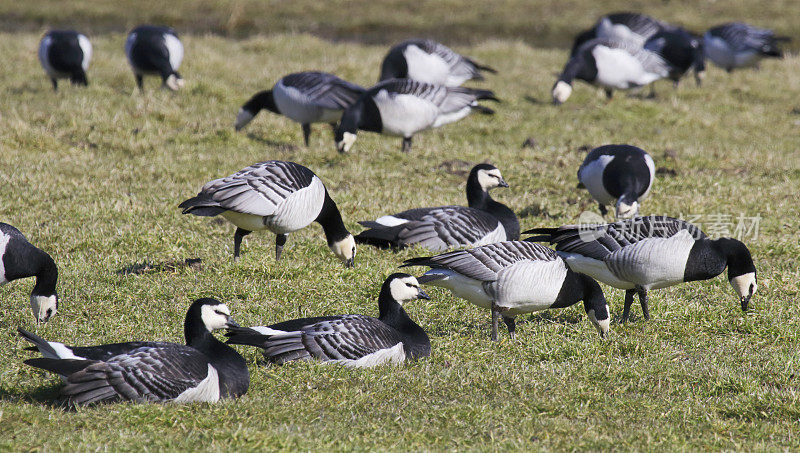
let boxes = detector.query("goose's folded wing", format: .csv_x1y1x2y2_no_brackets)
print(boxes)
397,207,502,249
283,72,365,110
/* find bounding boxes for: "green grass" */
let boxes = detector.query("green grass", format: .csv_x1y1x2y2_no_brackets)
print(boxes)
1,25,800,451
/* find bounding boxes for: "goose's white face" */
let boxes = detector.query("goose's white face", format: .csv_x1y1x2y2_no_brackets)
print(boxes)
166,74,184,91
30,295,57,323
389,276,429,304
235,108,255,131
330,235,356,268
201,303,234,331
552,81,573,104
615,200,639,219
477,168,508,191
587,309,610,338
730,272,757,310
336,132,357,153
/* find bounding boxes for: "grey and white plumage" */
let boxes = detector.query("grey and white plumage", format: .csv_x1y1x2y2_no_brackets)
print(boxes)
525,216,757,322
571,12,675,56
125,25,184,91
577,144,656,219
379,39,496,87
38,30,91,91
643,28,706,86
0,223,58,323
178,160,355,266
356,163,518,251
553,38,671,104
234,72,365,146
20,298,249,406
335,78,498,153
704,23,789,72
225,273,431,367
402,241,610,341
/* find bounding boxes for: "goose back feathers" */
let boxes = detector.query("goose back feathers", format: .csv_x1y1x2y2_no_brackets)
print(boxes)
577,144,656,218
20,298,248,405
571,13,675,56
125,25,184,90
643,28,706,85
356,163,518,251
225,273,430,367
0,223,58,323
179,160,355,266
38,30,91,90
379,39,496,86
704,23,789,71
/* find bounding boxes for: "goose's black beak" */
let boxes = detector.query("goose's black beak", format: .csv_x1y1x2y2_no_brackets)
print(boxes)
345,257,355,268
417,289,431,300
741,295,751,311
498,179,509,188
226,317,240,329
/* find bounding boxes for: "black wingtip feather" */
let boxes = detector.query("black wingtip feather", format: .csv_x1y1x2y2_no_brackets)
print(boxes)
416,273,446,284
522,227,558,235
18,327,58,358
225,326,271,348
472,105,495,115
25,358,93,376
400,256,438,268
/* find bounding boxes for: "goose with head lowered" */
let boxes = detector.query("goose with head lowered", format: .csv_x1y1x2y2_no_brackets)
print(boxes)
179,160,355,266
19,298,248,405
234,71,365,146
379,39,496,87
1,223,58,323
38,30,92,91
525,216,757,322
577,144,655,219
335,79,498,153
703,22,790,72
553,38,670,105
402,241,610,341
225,273,430,367
356,163,518,251
125,25,184,91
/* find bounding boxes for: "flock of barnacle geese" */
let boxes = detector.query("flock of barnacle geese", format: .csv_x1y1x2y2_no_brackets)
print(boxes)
4,11,778,405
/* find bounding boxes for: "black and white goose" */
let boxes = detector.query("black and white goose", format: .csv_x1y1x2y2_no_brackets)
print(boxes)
553,38,670,104
571,12,674,56
356,163,519,251
38,30,92,91
379,39,496,87
525,216,757,322
1,223,58,323
19,298,248,405
643,28,706,86
225,273,430,367
179,160,356,266
703,23,789,72
124,25,184,91
234,72,365,146
577,144,655,219
335,79,498,153
402,241,610,341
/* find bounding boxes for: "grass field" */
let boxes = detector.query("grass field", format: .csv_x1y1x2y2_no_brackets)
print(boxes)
1,4,800,451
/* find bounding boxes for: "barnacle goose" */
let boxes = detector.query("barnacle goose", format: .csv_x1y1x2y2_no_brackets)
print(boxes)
19,298,248,405
703,23,790,72
356,163,519,251
643,28,706,87
552,38,670,104
335,79,498,153
234,72,365,146
402,241,610,341
571,12,675,56
525,216,757,322
577,144,655,219
225,273,430,367
179,160,356,266
0,223,58,323
125,25,184,91
38,30,92,91
379,39,496,87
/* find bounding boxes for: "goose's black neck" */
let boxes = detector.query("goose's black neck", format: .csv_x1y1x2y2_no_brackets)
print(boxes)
244,90,279,115
684,239,729,282
315,189,351,245
31,249,58,297
559,50,597,84
716,237,756,280
465,175,520,240
579,274,609,320
376,282,430,358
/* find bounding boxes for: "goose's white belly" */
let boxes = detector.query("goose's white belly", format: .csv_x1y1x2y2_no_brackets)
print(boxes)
0,232,10,284
604,231,695,290
374,90,438,137
491,260,567,315
422,269,492,309
174,364,221,403
274,83,343,124
592,46,662,89
578,154,616,205
404,45,451,86
222,177,325,234
164,34,183,70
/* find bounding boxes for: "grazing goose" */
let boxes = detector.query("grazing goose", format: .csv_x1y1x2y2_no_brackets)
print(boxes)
643,28,706,86
402,241,610,341
234,72,365,146
225,273,431,367
20,298,249,405
577,144,655,219
703,23,790,72
379,39,496,87
125,25,184,91
571,12,674,56
525,216,757,322
1,223,58,323
335,79,498,153
356,163,519,251
38,30,92,90
179,160,356,266
553,38,670,104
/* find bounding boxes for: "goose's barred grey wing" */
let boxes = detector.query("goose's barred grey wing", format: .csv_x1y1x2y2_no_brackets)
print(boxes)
601,38,671,76
712,23,782,52
375,79,497,112
417,39,495,78
26,346,213,405
181,161,315,216
282,72,365,110
403,241,558,281
606,13,670,39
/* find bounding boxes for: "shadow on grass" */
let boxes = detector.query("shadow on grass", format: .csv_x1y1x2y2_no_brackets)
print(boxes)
245,133,299,152
116,258,202,275
0,383,67,409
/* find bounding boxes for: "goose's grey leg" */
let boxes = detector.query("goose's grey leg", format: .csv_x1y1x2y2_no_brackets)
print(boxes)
233,228,251,262
402,137,412,153
51,78,58,91
302,124,311,146
502,316,516,340
491,303,500,342
135,74,144,91
275,234,287,261
621,289,635,323
637,286,650,320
